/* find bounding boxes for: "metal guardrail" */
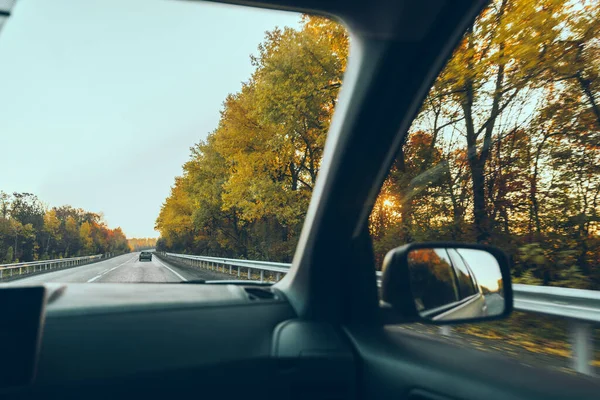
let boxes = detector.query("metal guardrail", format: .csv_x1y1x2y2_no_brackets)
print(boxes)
160,251,600,375
0,253,111,280
162,252,289,281
513,283,600,375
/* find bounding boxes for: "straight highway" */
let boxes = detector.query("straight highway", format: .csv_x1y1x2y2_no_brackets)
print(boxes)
12,252,230,284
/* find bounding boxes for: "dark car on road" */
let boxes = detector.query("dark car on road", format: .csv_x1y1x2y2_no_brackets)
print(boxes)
139,251,152,262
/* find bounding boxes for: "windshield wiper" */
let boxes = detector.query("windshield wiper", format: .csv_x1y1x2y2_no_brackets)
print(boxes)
180,279,272,286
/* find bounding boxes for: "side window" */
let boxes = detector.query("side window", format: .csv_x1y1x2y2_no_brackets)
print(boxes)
408,249,459,312
447,249,477,298
369,0,599,376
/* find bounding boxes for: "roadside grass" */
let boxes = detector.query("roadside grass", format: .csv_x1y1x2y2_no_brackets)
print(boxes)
453,312,600,370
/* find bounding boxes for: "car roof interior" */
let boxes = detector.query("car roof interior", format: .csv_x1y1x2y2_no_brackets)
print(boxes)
2,0,599,399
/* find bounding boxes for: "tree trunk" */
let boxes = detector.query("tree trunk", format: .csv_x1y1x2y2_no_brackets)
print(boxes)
461,67,491,242
446,168,464,240
470,161,490,242
575,67,600,130
461,2,508,243
395,142,413,243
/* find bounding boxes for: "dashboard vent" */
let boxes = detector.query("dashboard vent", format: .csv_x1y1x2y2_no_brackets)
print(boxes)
244,287,277,300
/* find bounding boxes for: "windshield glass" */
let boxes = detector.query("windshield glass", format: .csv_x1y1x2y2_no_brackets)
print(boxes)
0,0,348,284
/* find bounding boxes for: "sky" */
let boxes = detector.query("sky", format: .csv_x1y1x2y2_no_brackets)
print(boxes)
457,248,503,292
0,0,301,238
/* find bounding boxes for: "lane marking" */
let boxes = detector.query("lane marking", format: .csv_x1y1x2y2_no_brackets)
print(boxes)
86,255,138,282
155,258,187,282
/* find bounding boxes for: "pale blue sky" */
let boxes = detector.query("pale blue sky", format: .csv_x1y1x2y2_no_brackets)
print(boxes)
0,0,300,238
457,249,503,292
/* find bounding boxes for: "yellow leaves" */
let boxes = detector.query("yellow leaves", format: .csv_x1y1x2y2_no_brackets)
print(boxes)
127,238,157,251
43,209,61,237
438,0,573,98
211,18,346,225
369,0,600,285
155,16,349,257
1,194,128,261
79,222,94,253
65,216,78,236
156,179,195,235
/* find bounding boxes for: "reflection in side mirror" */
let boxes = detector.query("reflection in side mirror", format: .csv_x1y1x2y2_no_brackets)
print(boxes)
380,242,512,324
408,248,504,321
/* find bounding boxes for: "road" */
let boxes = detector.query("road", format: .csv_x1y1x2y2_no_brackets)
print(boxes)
12,252,231,284
484,293,505,315
392,323,599,377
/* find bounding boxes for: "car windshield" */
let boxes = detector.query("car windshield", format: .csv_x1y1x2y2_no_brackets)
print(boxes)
0,0,348,284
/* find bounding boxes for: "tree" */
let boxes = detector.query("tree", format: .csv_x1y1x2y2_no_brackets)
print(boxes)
79,222,94,255
128,237,158,251
424,0,569,241
64,215,79,257
365,0,600,288
10,193,44,231
156,17,348,262
0,194,130,262
43,209,61,257
215,17,346,228
4,246,13,263
155,177,196,252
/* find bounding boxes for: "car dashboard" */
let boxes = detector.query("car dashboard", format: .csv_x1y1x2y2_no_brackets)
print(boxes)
0,282,313,400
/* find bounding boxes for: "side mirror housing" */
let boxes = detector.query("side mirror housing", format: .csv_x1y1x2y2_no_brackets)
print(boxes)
380,242,513,325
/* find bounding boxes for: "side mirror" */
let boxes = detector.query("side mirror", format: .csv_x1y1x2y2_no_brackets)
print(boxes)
380,242,513,324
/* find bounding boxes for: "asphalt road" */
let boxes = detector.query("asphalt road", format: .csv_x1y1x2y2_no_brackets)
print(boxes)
12,252,232,284
484,293,505,315
392,323,599,377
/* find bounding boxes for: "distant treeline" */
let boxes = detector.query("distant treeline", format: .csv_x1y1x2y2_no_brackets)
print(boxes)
128,237,157,251
0,192,129,263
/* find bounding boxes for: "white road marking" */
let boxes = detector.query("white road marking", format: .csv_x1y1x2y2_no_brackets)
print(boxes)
155,258,187,281
86,255,138,282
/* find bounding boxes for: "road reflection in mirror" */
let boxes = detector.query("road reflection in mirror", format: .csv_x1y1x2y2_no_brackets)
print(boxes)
408,248,504,321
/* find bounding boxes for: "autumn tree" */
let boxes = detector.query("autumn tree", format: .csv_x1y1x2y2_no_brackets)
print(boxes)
42,209,61,257
156,16,348,262
372,0,600,288
128,237,158,251
0,192,130,262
